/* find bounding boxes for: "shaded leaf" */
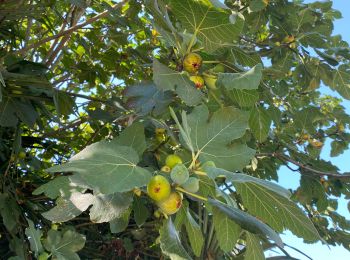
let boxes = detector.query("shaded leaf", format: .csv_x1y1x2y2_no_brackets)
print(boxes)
159,218,193,260
234,182,321,242
43,229,85,260
25,219,43,257
153,59,203,106
133,197,149,227
208,198,283,247
249,106,271,142
110,208,131,234
213,206,241,252
124,82,173,116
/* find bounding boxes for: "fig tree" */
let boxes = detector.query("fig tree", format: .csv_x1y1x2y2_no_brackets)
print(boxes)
147,175,171,202
157,192,183,215
183,53,202,73
170,164,189,185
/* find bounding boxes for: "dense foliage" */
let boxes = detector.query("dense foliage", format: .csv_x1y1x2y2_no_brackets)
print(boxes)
1,0,350,259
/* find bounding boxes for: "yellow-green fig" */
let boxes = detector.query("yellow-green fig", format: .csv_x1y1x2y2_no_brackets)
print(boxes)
165,154,183,169
203,72,218,90
189,75,205,89
183,53,202,74
147,175,171,202
157,192,183,215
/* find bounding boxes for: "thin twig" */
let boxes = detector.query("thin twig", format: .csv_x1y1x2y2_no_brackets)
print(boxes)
257,152,350,179
13,0,128,56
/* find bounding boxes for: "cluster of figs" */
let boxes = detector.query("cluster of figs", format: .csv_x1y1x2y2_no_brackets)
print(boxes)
146,154,202,216
182,52,225,90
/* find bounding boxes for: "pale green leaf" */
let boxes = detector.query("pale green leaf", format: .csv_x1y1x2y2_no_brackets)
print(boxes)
213,206,241,252
235,182,321,242
245,232,265,260
226,89,259,108
159,218,193,260
89,193,133,223
47,142,152,194
170,0,244,52
32,176,84,199
249,106,271,142
153,59,203,106
25,219,43,257
185,105,255,170
217,64,263,90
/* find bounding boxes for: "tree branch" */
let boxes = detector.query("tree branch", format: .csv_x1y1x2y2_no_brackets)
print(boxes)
13,0,127,56
257,152,350,179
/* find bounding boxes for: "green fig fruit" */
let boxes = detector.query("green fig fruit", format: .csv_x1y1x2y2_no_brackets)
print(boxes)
182,177,200,193
170,164,189,185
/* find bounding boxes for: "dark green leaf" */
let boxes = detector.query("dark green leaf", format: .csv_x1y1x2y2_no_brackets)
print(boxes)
208,198,283,247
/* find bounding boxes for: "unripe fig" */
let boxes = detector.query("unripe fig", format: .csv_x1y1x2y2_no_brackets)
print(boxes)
212,64,225,73
283,35,295,44
275,41,281,47
154,209,162,218
147,175,171,202
18,151,26,159
157,192,183,215
203,72,217,90
38,252,49,260
182,177,199,193
183,53,202,73
201,161,216,169
189,75,205,89
165,154,183,169
170,164,189,185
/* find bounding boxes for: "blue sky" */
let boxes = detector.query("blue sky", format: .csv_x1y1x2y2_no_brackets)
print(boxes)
268,1,350,259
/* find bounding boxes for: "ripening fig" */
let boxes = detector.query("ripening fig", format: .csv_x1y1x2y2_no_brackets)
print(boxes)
203,72,217,90
201,161,216,172
155,128,166,142
147,175,171,202
309,139,323,149
165,154,183,169
189,75,205,89
183,53,202,73
170,164,189,185
283,35,295,43
157,192,183,215
182,177,199,193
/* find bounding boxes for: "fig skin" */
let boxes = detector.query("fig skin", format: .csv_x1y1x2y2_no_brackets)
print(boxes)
183,53,202,74
203,72,217,90
170,164,189,185
165,154,183,169
189,75,205,89
157,192,183,215
182,177,199,193
147,175,171,202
